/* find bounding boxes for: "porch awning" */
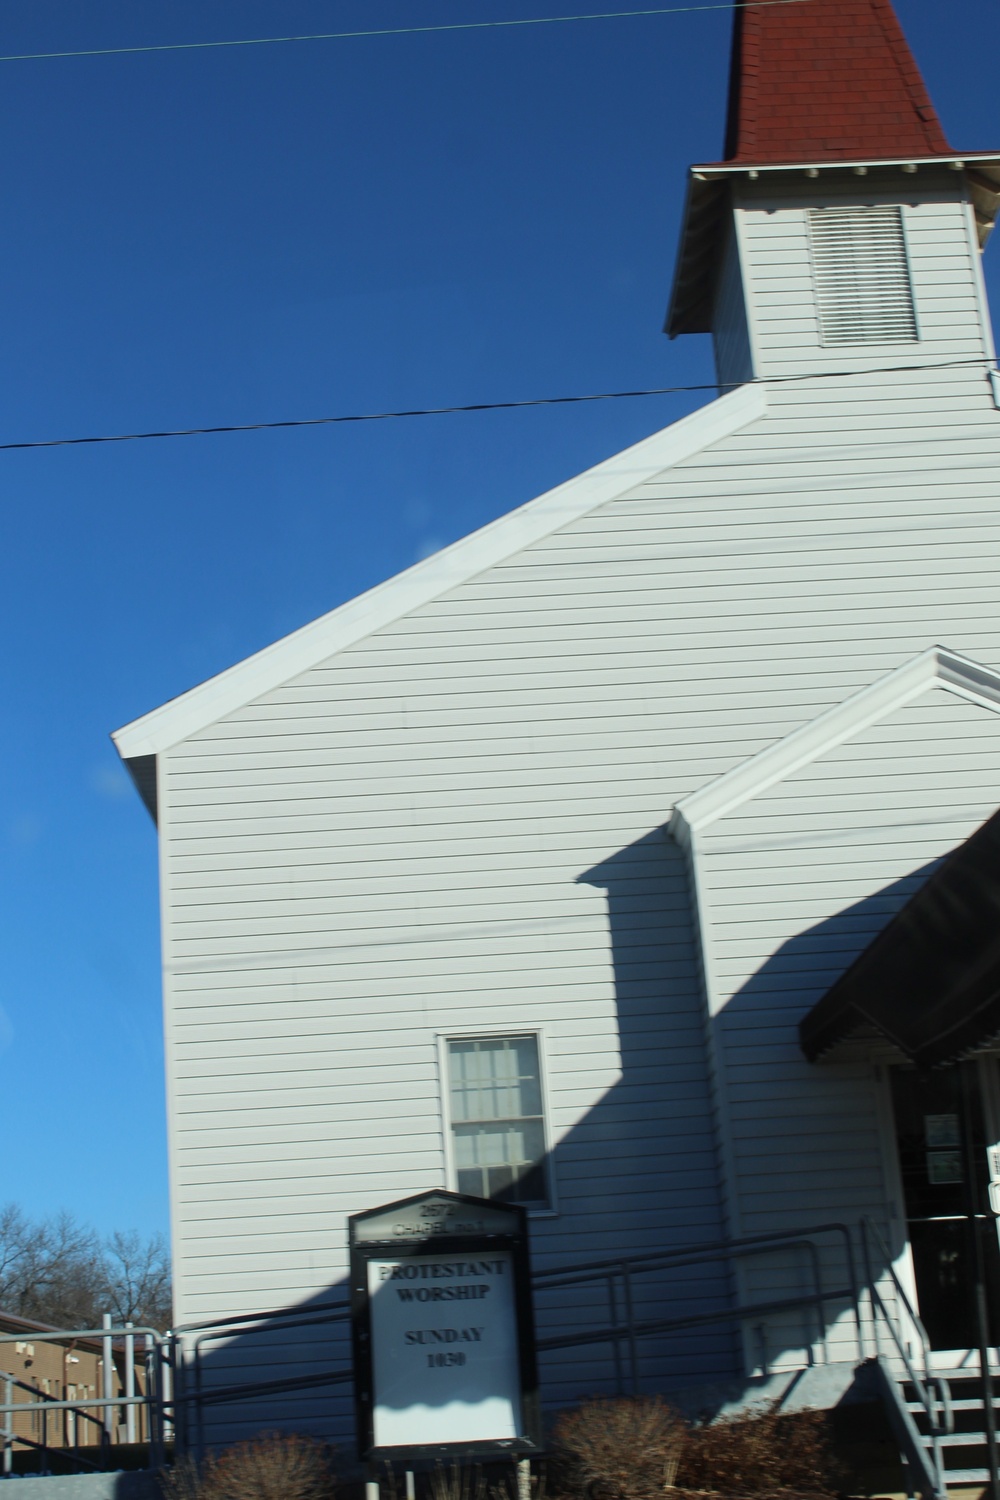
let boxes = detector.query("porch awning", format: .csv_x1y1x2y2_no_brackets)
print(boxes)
800,807,1000,1067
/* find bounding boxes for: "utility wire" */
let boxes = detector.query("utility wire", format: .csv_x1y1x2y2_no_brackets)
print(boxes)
0,0,815,64
0,359,991,453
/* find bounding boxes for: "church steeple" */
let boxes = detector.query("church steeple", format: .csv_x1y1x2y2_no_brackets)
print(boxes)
666,0,1000,379
722,0,951,166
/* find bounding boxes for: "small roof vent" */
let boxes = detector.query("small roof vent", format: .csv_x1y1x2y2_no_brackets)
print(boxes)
807,204,917,346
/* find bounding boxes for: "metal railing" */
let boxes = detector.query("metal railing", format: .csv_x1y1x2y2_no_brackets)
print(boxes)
173,1300,353,1458
860,1217,952,1500
1,1368,107,1475
532,1221,861,1394
0,1320,169,1477
860,1217,944,1392
0,1218,902,1474
166,1220,862,1459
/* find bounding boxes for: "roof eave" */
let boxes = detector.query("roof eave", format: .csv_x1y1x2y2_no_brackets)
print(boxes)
699,153,1000,244
692,151,1000,175
665,175,730,338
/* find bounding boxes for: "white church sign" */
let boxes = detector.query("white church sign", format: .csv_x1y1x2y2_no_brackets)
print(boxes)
349,1191,540,1460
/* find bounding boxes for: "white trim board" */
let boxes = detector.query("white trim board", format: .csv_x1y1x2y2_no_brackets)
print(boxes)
111,384,767,760
669,645,1000,847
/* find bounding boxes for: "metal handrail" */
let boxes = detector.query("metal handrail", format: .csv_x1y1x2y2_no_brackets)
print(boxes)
0,1367,106,1431
0,1322,168,1475
536,1286,857,1355
860,1217,936,1378
533,1222,857,1293
183,1303,352,1455
173,1219,860,1456
0,1369,107,1478
172,1298,349,1336
2,1431,109,1475
535,1221,859,1386
195,1366,354,1407
0,1325,163,1346
860,1215,952,1498
1,1220,868,1468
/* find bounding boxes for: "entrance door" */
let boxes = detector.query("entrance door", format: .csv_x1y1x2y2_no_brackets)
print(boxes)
889,1064,1000,1354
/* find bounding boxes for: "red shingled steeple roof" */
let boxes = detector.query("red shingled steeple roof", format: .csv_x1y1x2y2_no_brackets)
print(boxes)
722,0,953,165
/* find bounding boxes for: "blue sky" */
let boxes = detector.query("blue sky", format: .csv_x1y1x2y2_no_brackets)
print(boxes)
2,0,998,1243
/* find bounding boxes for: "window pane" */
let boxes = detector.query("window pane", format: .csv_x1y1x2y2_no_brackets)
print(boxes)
456,1166,484,1197
488,1165,516,1199
448,1036,542,1123
448,1041,479,1123
510,1037,542,1115
495,1160,547,1207
447,1038,548,1207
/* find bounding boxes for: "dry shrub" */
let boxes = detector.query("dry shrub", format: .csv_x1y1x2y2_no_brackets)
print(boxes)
675,1404,836,1498
160,1453,203,1500
160,1432,335,1500
552,1396,687,1500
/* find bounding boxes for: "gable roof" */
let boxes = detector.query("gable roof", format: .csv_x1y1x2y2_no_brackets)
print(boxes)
670,644,1000,846
723,0,951,167
112,382,766,776
669,645,1000,1069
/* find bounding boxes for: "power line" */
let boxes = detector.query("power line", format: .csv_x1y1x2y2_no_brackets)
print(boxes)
0,360,990,453
0,0,815,64
2,385,717,449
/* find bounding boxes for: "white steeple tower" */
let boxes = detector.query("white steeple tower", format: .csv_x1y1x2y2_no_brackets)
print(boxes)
666,0,1000,396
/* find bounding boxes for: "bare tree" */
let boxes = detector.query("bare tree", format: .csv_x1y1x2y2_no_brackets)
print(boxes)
103,1229,172,1330
0,1204,172,1331
0,1203,33,1297
20,1211,106,1328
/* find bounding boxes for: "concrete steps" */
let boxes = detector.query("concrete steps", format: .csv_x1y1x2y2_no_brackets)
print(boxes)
904,1370,1000,1490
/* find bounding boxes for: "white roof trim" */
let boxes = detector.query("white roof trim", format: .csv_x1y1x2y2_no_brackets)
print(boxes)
112,382,766,759
691,153,1000,178
670,645,1000,846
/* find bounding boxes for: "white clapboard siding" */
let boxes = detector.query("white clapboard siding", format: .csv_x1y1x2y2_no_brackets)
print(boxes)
734,174,989,379
696,688,1000,1327
156,381,1000,1422
141,158,1000,1442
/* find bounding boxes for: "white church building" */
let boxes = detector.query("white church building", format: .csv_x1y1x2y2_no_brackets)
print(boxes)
114,0,1000,1476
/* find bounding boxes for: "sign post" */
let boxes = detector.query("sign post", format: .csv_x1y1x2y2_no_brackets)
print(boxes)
349,1190,541,1462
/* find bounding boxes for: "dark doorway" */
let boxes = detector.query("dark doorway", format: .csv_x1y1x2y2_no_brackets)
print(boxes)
890,1065,1000,1350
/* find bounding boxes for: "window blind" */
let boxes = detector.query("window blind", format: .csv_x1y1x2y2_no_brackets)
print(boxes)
807,205,917,346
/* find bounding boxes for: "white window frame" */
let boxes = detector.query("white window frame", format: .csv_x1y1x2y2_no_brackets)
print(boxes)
437,1027,558,1217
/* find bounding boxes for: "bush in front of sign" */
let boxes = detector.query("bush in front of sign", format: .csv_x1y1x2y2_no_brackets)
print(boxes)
551,1395,687,1500
159,1432,336,1500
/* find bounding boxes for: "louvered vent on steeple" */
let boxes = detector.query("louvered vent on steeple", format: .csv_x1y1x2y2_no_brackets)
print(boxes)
807,205,918,346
